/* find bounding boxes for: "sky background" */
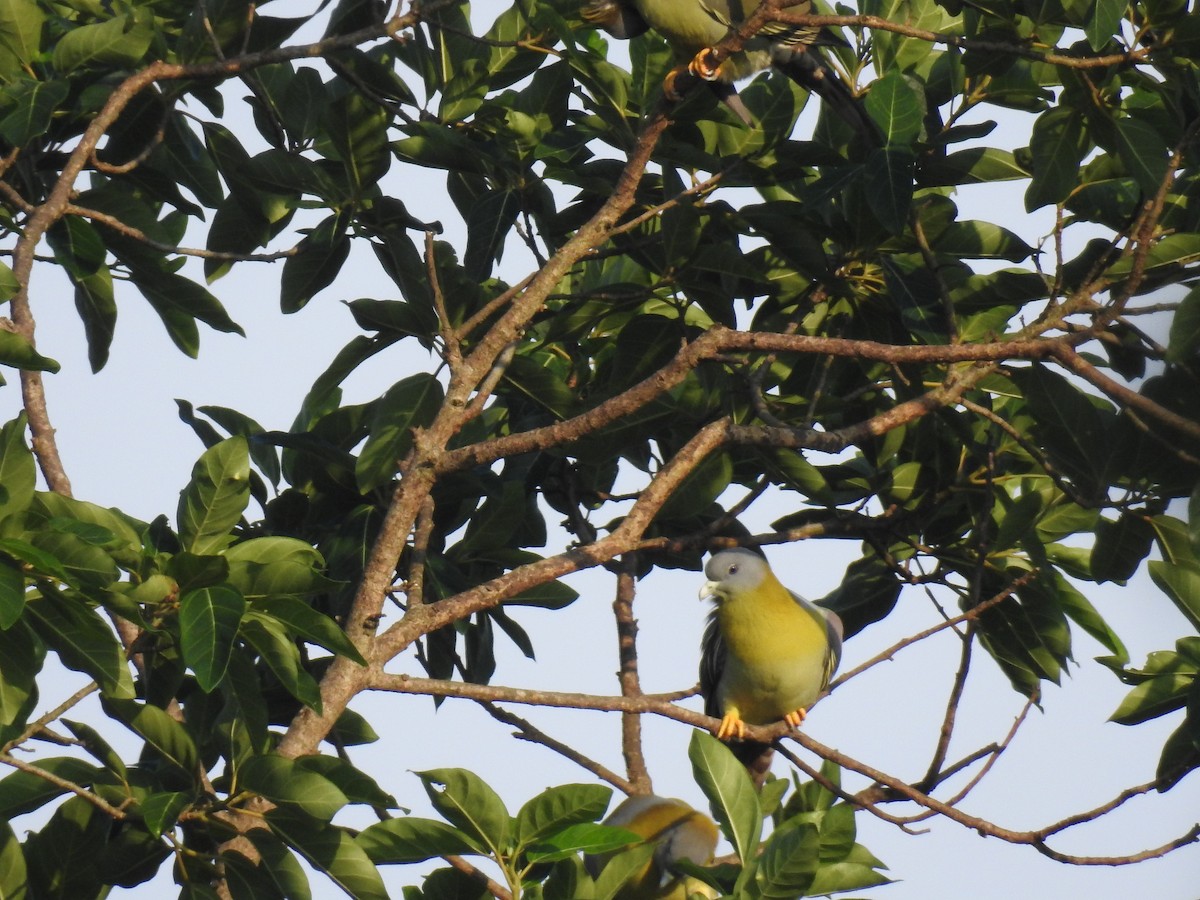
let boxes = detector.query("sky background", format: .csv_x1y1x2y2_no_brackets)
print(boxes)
3,2,1199,897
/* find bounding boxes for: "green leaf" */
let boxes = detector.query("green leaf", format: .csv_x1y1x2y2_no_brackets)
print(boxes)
1190,483,1200,558
527,823,640,863
657,451,734,521
139,791,192,837
1091,513,1155,584
0,620,42,731
1167,284,1200,364
0,78,68,146
1148,560,1200,633
591,843,657,900
863,71,924,146
1085,0,1127,50
688,730,760,881
27,530,118,586
320,91,390,193
932,220,1033,261
298,755,397,809
62,718,126,778
223,536,325,598
516,783,612,848
0,414,34,526
1025,107,1088,211
357,817,482,863
1112,116,1168,196
464,189,520,281
807,858,893,894
0,261,15,302
280,213,351,313
177,436,251,555
505,579,580,610
226,829,313,900
1055,575,1128,666
0,0,45,72
0,330,59,373
862,146,916,235
26,589,134,699
356,373,445,492
179,584,246,692
52,13,152,71
1017,365,1107,497
266,810,389,900
251,596,366,665
103,698,199,776
919,147,1027,186
0,821,27,900
1157,716,1200,791
239,615,323,711
0,757,98,819
1105,232,1200,275
1111,665,1194,726
756,819,819,898
241,755,350,821
417,768,511,851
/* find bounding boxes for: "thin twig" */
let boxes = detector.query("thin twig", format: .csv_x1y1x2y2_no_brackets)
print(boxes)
614,556,651,792
477,702,632,793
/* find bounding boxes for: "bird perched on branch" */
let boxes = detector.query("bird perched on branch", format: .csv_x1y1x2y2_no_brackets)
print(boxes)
699,547,843,784
580,0,875,136
586,795,719,899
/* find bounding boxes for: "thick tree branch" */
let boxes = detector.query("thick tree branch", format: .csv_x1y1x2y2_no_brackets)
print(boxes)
370,673,1200,865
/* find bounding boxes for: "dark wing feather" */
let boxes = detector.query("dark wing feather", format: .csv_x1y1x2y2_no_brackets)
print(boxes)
822,606,844,687
580,0,650,39
699,610,725,720
773,49,878,142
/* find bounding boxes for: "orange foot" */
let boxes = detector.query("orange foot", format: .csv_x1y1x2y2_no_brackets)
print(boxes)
663,65,693,101
688,47,722,81
784,708,808,729
716,712,746,741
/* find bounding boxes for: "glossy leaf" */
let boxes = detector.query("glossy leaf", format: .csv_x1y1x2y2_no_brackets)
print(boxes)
0,619,42,730
863,71,924,146
103,699,199,776
357,817,482,863
688,730,760,882
139,791,191,837
1167,284,1200,365
280,213,352,313
1025,107,1087,211
0,414,34,526
1148,560,1200,633
251,596,366,664
1085,0,1126,50
26,589,134,699
757,819,820,898
239,616,323,710
0,330,59,374
266,810,389,900
178,437,251,555
179,584,246,692
241,755,350,821
52,13,152,71
515,783,612,847
417,768,511,851
862,146,917,234
0,757,98,819
0,78,68,146
356,373,445,492
0,821,27,900
0,0,44,72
